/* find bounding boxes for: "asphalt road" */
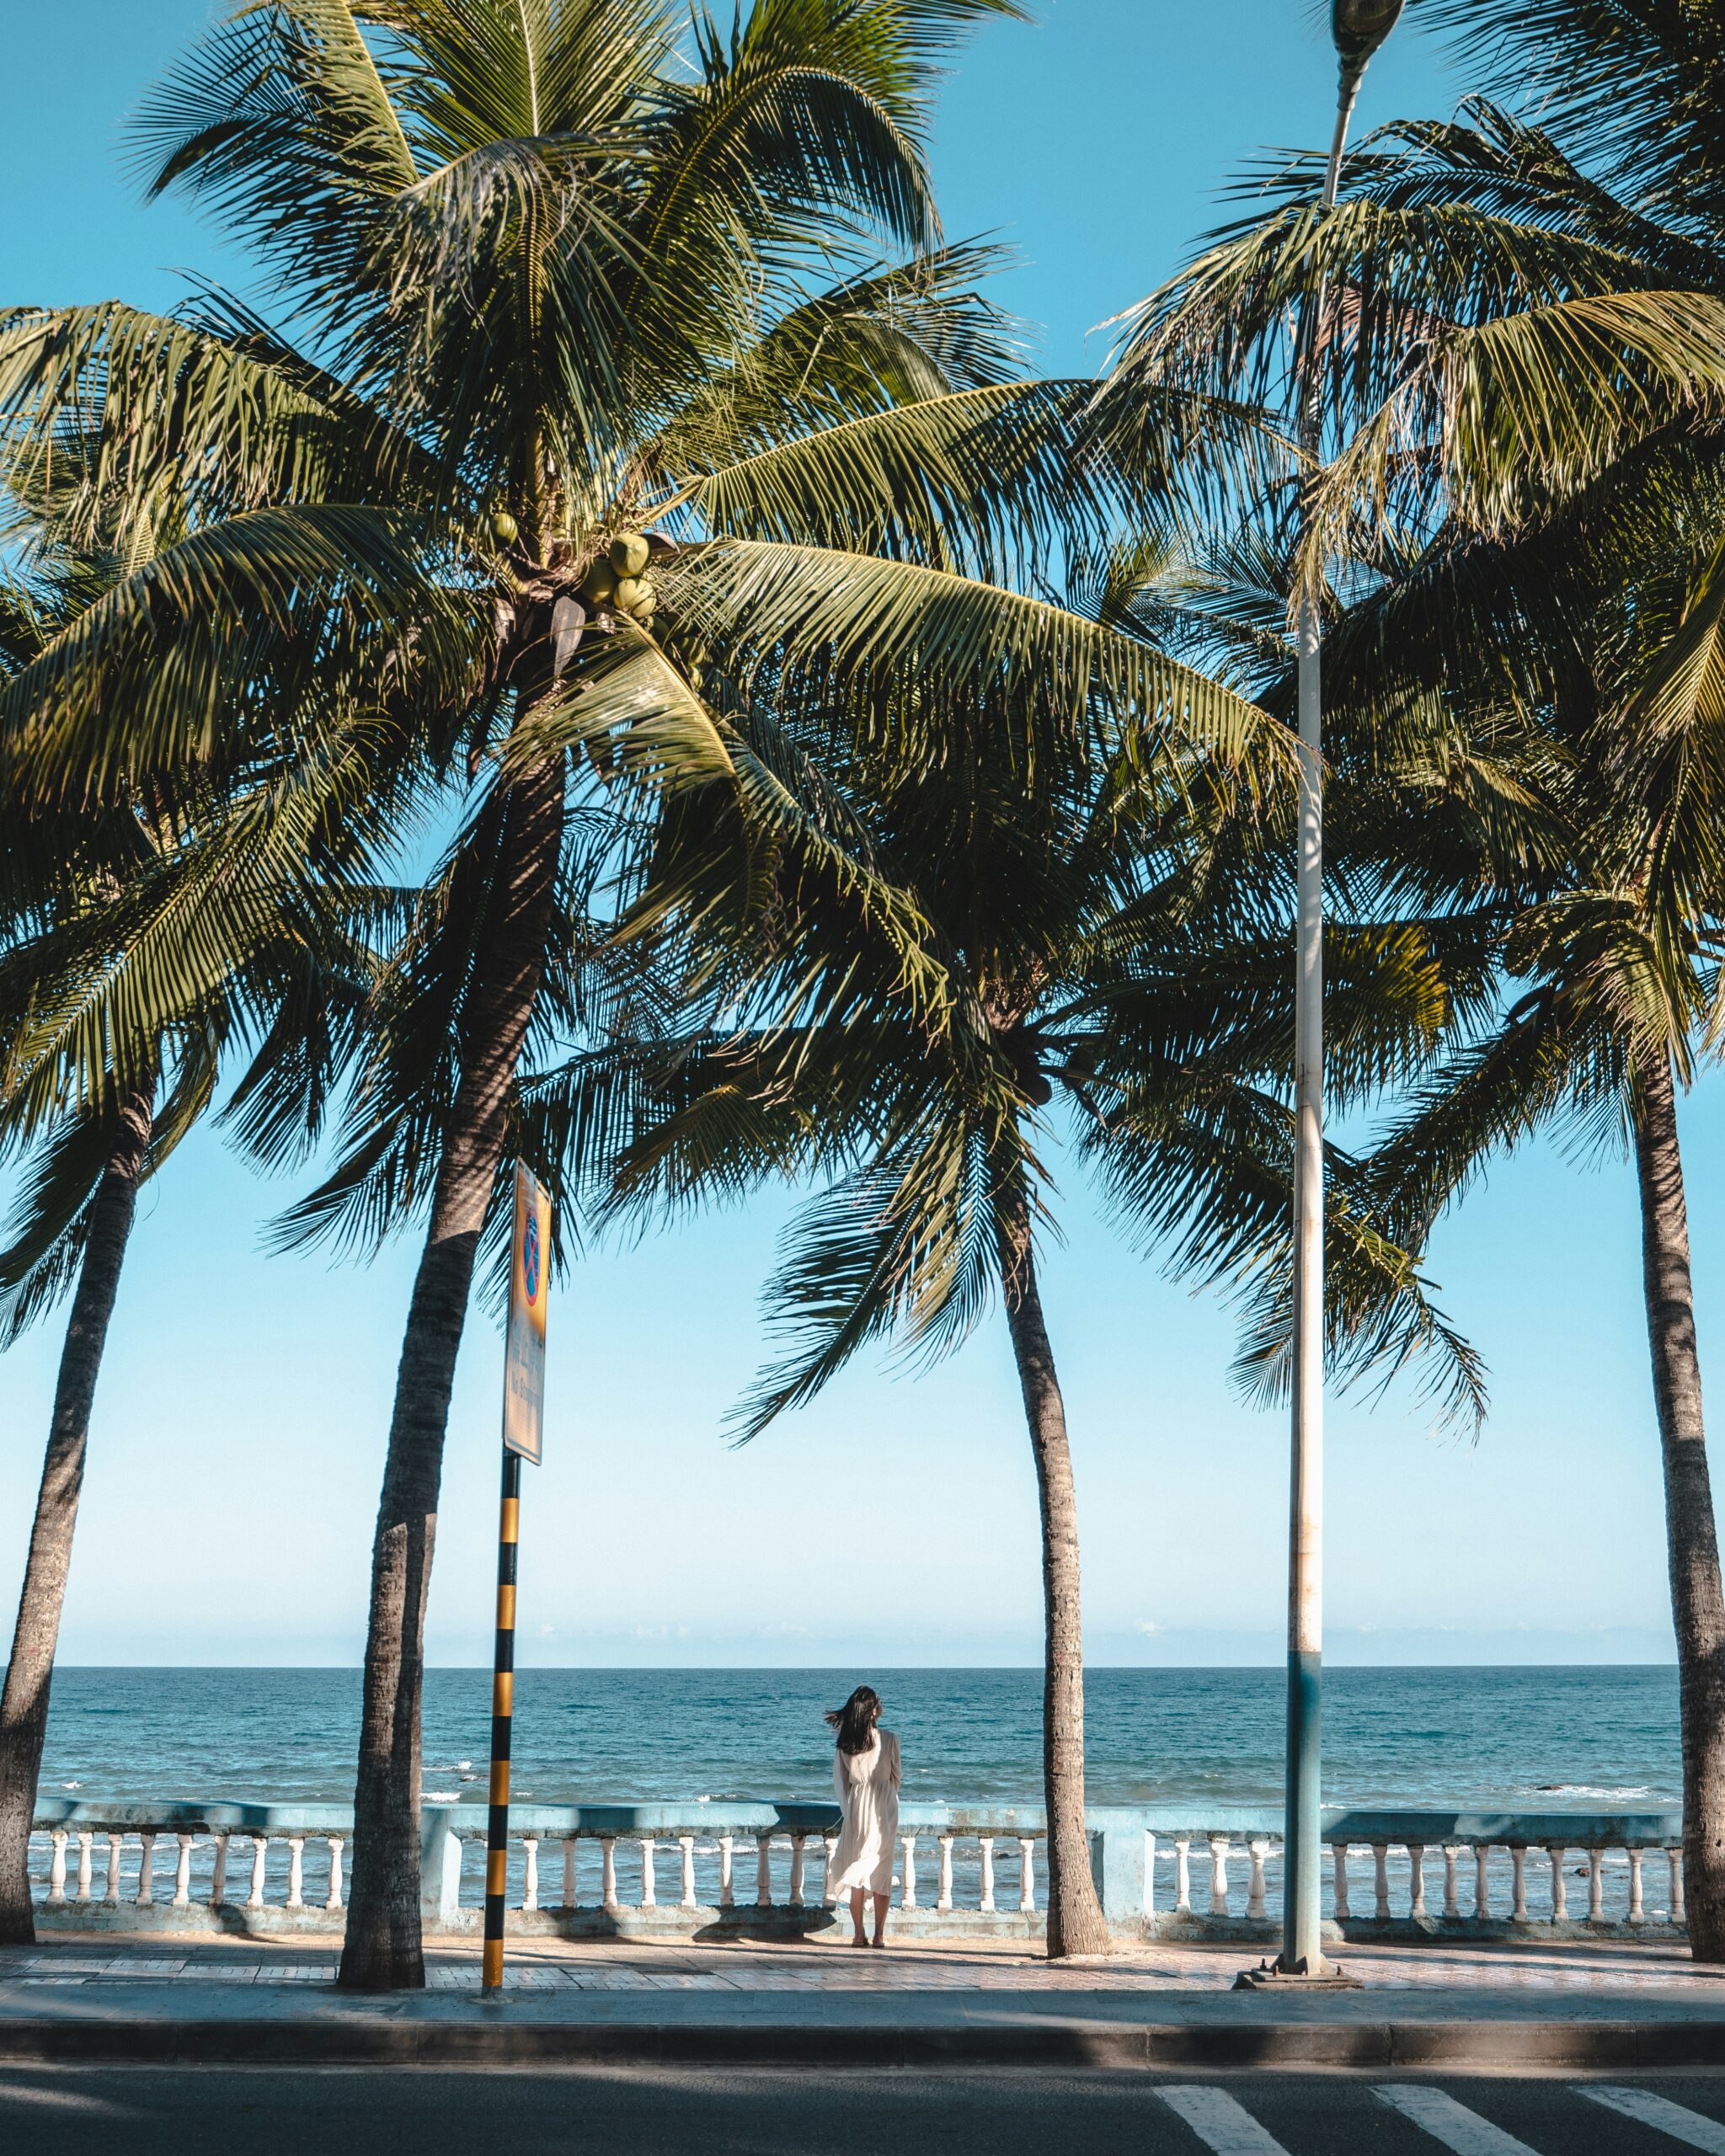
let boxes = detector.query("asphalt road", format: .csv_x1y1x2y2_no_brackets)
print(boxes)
7,2068,1725,2153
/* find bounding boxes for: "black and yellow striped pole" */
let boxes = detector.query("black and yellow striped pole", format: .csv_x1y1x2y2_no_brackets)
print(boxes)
481,1445,521,1993
483,1162,552,1997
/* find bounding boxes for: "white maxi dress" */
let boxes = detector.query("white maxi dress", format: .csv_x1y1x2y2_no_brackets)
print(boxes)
827,1729,900,1900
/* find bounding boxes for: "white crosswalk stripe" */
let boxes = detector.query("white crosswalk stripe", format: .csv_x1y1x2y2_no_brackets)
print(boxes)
1373,2084,1540,2153
1158,2085,1291,2153
1585,2087,1725,2151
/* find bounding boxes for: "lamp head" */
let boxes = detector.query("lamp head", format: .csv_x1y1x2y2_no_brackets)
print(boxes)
1331,0,1405,77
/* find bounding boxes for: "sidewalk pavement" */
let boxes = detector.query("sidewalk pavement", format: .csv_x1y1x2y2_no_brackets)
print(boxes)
8,1933,1725,2068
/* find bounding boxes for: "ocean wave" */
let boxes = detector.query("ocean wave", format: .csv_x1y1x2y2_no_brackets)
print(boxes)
1519,1783,1656,1801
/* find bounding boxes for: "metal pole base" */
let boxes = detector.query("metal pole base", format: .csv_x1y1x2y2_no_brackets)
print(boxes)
1233,1956,1363,1992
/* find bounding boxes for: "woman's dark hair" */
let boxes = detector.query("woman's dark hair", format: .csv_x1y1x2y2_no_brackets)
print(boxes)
825,1685,882,1756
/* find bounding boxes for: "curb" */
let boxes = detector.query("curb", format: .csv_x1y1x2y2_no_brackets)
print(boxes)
4,2016,1725,2069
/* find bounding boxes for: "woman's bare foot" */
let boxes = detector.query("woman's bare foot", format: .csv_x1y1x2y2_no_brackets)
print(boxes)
869,1937,885,1950
850,1932,868,1947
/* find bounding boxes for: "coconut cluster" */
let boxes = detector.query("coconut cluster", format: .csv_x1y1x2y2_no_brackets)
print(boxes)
579,533,656,631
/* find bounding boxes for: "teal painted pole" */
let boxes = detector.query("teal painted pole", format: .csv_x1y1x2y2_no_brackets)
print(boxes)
1283,552,1327,1975
1278,1,1402,1981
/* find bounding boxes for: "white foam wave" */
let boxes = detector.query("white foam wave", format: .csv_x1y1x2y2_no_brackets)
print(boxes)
1519,1783,1655,1801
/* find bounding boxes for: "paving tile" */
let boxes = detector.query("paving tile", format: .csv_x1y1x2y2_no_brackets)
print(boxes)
10,1930,1722,1999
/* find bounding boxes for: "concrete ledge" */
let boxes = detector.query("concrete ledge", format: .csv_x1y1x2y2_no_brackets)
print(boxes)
5,2009,1725,2070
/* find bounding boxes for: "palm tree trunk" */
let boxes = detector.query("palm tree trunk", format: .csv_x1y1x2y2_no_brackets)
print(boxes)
999,1187,1110,1959
0,1081,153,1945
1632,1051,1725,1961
338,759,564,1991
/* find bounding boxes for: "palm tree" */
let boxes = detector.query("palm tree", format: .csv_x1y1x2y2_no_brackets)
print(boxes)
0,1040,155,1948
0,519,387,1943
560,553,1480,1954
0,0,1262,1987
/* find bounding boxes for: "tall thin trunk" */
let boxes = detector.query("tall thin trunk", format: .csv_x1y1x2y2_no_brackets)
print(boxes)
338,759,564,1991
999,1187,1110,1959
1632,1052,1725,1961
0,1081,153,1945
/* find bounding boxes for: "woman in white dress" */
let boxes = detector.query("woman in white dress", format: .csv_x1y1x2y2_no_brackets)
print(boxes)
825,1685,900,1948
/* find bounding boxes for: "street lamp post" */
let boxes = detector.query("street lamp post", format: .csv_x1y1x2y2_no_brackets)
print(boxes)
1244,0,1404,1992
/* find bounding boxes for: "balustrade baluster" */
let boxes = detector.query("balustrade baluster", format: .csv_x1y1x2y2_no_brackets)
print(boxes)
1332,1843,1351,1920
174,1833,194,1908
601,1836,618,1910
1208,1836,1231,1918
136,1832,156,1908
1629,1847,1645,1924
1588,1848,1604,1924
1547,1845,1567,1922
901,1835,916,1909
286,1836,305,1910
104,1832,122,1905
824,1836,838,1904
1671,1848,1686,1924
522,1836,540,1912
937,1834,954,1913
1018,1838,1036,1914
980,1837,996,1913
1408,1844,1427,1921
248,1836,268,1911
638,1838,657,1908
1247,1838,1268,1921
326,1838,344,1911
1144,1833,1156,1918
563,1838,577,1911
755,1835,772,1908
76,1831,93,1903
680,1836,697,1911
1372,1843,1390,1922
210,1833,228,1908
789,1834,805,1908
1442,1845,1461,1920
1174,1836,1191,1915
1474,1844,1491,1919
47,1830,67,1904
1511,1846,1528,1922
718,1835,734,1910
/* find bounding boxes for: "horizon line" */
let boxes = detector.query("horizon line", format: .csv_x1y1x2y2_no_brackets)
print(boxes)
51,1658,1680,1673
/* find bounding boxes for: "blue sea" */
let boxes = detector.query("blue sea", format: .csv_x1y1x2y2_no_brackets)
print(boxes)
38,1666,1680,1811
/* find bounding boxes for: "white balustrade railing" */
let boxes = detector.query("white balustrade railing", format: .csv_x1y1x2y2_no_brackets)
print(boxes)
24,1801,1690,1937
30,1822,349,1918
1308,1833,1685,1929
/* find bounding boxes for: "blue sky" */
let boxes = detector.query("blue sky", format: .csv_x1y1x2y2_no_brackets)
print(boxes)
0,0,1710,1668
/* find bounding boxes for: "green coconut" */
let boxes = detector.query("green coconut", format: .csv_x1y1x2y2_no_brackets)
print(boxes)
579,559,617,604
489,509,519,546
612,575,650,613
609,531,650,579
